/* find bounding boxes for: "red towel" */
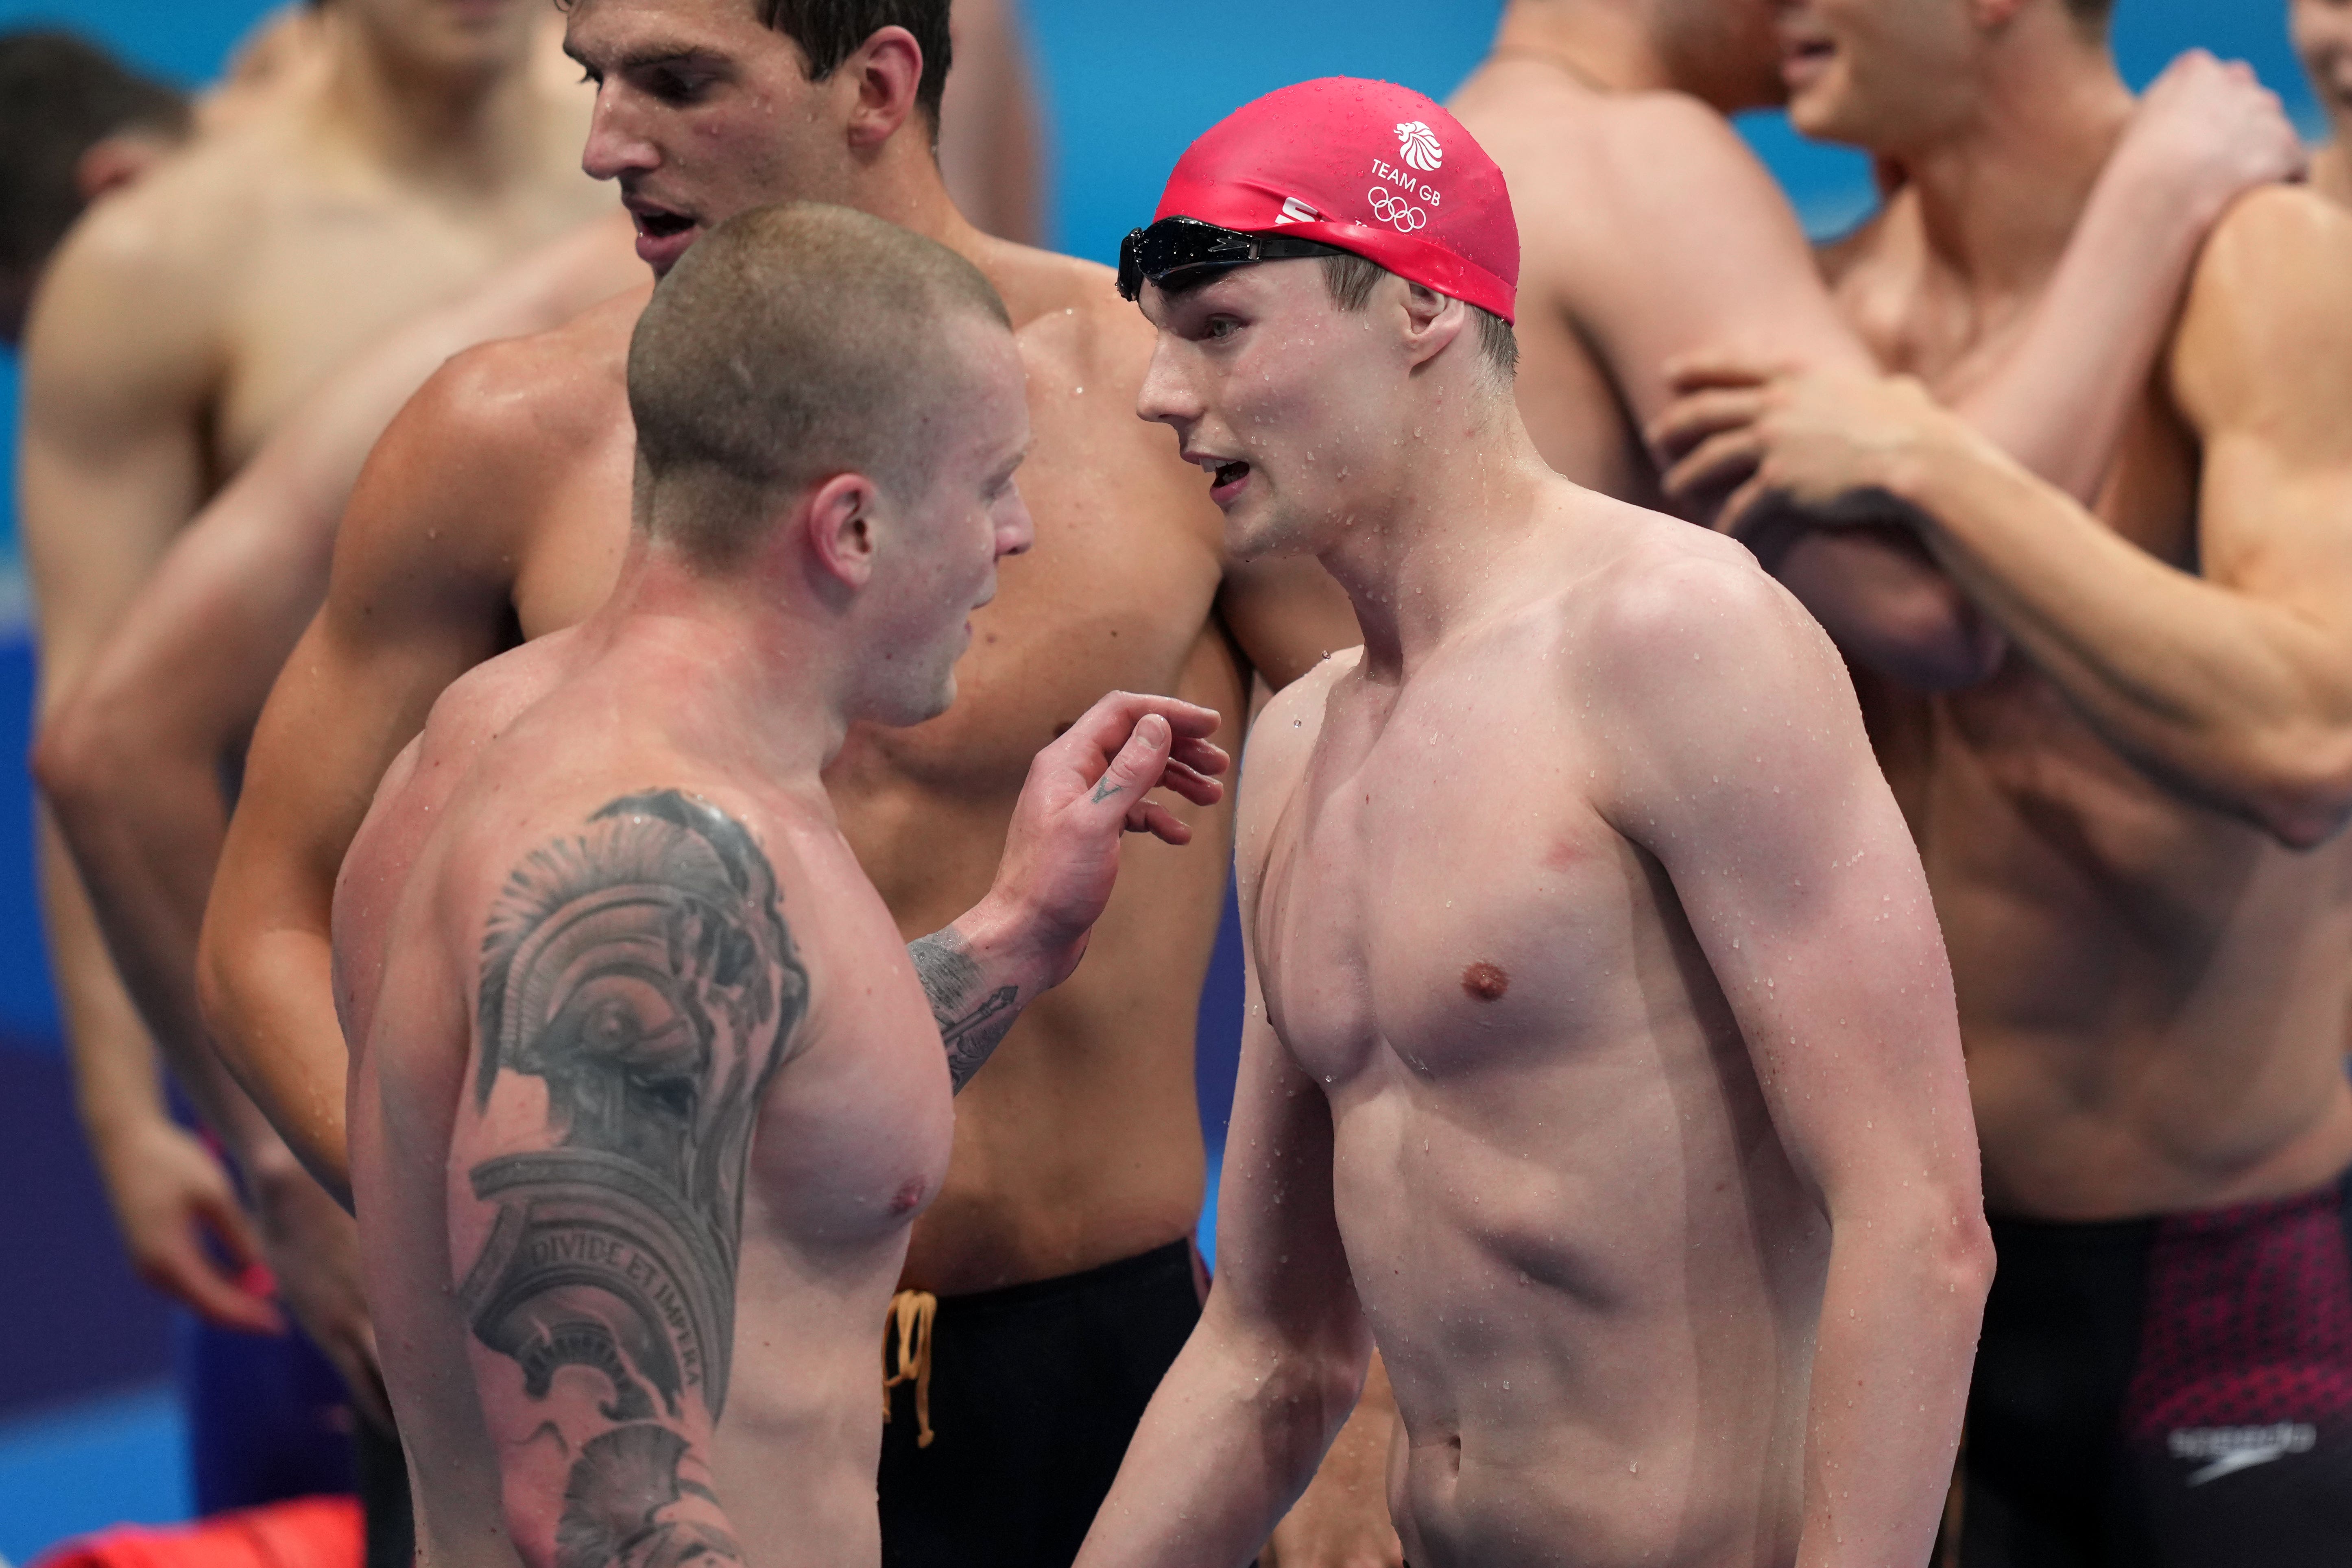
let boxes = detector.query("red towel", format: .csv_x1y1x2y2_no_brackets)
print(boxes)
30,1495,361,1568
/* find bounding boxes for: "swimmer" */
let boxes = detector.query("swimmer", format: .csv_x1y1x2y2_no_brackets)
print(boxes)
194,2,1371,1561
1076,80,1990,1568
1450,0,2301,687
18,0,610,1474
2293,0,2352,208
1646,0,2352,1559
337,201,1229,1568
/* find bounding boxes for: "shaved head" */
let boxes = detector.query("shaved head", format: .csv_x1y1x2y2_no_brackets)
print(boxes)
626,201,1012,567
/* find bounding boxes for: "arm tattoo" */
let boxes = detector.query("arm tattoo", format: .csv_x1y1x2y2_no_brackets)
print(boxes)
458,790,806,1568
907,929,1020,1093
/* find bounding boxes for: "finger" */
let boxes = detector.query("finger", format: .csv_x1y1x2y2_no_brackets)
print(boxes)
1154,757,1225,809
1661,427,1770,505
1129,800,1193,845
1090,711,1175,811
1065,692,1222,758
197,1183,268,1273
1645,388,1772,465
1167,735,1232,777
153,1238,286,1335
1718,474,1775,541
1660,352,1787,397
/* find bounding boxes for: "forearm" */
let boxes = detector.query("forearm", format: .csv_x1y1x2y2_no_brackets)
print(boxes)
1893,435,2352,841
1078,1308,1367,1568
1950,159,2219,502
907,903,1054,1092
199,914,352,1203
1798,1214,1991,1568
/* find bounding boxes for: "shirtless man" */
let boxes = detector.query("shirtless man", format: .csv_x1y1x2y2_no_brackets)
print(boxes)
196,4,1372,1561
340,199,1231,1568
1643,0,2352,1559
35,0,1044,1352
1449,0,2302,686
19,0,608,1426
1069,79,1992,1568
2293,0,2352,207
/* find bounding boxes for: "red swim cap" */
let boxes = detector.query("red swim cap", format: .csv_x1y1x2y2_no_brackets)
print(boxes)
1151,77,1519,324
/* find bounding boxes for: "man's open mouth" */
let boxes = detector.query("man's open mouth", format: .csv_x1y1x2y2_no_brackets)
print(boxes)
1213,460,1250,488
634,208,695,239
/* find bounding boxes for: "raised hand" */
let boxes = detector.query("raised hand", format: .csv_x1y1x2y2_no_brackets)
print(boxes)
910,692,1228,1090
2115,50,2306,221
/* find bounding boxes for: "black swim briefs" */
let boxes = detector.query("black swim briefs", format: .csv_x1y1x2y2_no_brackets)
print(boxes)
878,1238,1205,1568
1960,1169,2352,1566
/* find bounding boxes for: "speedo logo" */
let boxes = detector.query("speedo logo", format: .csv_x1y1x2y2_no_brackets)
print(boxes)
1273,196,1322,227
2169,1424,2317,1485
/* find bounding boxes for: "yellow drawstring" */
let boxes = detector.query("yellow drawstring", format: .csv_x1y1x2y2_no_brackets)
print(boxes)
882,1289,938,1448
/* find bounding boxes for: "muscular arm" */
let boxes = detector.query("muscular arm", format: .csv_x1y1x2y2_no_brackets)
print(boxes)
1593,556,1993,1568
1078,677,1375,1568
42,212,641,1175
937,0,1044,246
1680,192,2352,848
1607,60,2286,683
199,344,593,1199
444,791,806,1568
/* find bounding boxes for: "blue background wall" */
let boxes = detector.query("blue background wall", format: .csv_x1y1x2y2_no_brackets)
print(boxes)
0,0,2321,1555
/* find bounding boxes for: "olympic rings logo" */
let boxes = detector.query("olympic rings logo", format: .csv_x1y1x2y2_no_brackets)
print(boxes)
1368,187,1428,233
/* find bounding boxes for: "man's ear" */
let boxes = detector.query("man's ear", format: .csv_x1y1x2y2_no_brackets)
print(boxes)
1967,0,2028,29
74,130,175,204
804,472,881,591
1397,280,1471,371
844,25,923,151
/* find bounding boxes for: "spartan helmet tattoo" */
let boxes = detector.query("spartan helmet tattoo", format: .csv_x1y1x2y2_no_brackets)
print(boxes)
458,792,807,1427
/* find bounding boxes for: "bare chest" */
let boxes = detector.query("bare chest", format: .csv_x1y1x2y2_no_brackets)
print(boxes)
215,195,568,473
1259,678,1663,1089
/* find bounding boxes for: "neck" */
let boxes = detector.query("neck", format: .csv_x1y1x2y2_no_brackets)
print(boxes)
1315,397,1558,682
2317,135,2352,209
582,539,847,787
312,9,545,190
1888,34,2133,296
1488,0,1671,93
848,131,991,263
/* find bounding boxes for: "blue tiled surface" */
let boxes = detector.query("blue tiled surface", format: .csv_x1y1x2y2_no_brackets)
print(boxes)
0,0,2324,1557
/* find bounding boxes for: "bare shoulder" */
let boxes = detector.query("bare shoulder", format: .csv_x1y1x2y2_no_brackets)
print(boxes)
979,238,1148,384
19,130,266,387
2170,185,2352,425
1565,503,1837,700
329,288,639,599
1236,647,1360,885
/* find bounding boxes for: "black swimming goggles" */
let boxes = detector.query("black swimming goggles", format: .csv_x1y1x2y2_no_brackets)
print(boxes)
1117,217,1347,302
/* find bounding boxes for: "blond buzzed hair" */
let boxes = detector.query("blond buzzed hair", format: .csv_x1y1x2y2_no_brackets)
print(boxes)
626,201,1012,567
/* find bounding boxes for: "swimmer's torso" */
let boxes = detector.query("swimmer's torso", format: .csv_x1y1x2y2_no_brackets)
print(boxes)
341,645,954,1568
473,245,1248,1294
1833,188,2352,1221
1251,564,1822,1568
72,76,601,489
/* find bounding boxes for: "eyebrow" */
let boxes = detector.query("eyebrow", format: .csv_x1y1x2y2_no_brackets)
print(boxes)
565,39,732,74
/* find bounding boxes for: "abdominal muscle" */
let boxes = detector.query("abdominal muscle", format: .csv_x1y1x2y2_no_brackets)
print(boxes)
1329,1065,1820,1568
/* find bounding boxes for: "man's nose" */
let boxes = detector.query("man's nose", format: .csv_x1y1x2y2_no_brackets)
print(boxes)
997,488,1036,560
1135,337,1201,430
581,90,659,182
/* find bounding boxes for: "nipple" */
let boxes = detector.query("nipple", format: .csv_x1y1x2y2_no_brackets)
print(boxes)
1461,962,1510,1003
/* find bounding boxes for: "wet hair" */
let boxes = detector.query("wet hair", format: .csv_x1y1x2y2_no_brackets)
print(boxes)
0,31,189,278
1320,251,1520,384
626,201,1012,568
755,0,952,124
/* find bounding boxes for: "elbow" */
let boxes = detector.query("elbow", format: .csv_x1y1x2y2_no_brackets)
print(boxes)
1840,593,2005,693
2234,724,2352,852
30,692,111,824
1942,1206,1999,1316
